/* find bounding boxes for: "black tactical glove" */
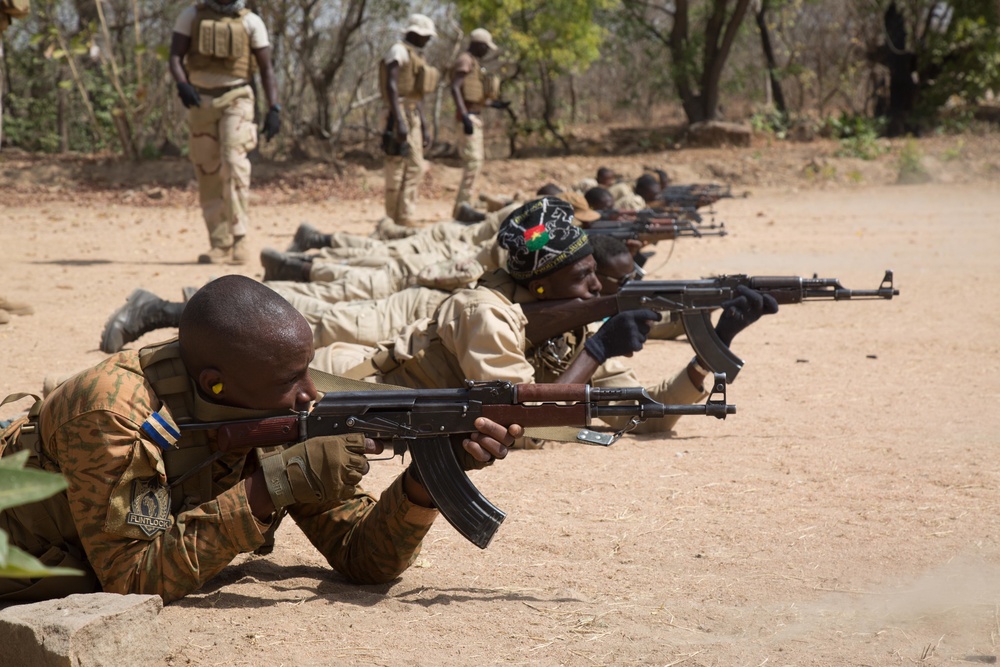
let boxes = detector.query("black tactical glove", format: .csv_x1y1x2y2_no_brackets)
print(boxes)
489,100,511,110
461,114,475,135
261,434,368,509
714,284,780,347
584,309,662,364
176,82,202,109
262,105,281,142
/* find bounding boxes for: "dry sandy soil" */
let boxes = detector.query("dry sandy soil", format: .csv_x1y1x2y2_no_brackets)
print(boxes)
1,134,1000,666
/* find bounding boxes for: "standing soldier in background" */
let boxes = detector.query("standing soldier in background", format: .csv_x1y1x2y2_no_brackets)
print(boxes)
449,28,506,222
169,0,280,265
381,14,439,228
0,0,35,325
0,0,30,148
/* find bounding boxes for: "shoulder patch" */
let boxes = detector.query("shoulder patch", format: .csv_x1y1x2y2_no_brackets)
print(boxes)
125,479,171,536
141,408,180,450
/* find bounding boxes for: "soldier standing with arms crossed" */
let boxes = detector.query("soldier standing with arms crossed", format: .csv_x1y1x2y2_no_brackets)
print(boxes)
449,28,507,221
381,14,438,228
169,0,281,265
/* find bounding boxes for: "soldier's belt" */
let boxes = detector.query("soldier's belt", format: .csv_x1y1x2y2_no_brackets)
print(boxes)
194,83,250,97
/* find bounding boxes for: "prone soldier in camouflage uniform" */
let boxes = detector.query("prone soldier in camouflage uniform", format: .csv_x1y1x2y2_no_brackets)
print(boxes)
0,276,518,603
169,0,281,265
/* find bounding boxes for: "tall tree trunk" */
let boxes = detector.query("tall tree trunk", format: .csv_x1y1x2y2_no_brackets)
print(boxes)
754,0,786,114
670,0,751,123
538,62,569,154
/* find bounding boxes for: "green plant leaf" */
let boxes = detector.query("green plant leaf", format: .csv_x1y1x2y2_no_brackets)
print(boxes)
0,450,29,469
0,543,83,579
0,527,8,568
0,467,68,513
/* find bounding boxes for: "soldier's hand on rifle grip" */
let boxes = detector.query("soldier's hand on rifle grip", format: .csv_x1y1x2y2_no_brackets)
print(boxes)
714,285,780,347
262,434,369,510
584,309,662,364
456,417,521,469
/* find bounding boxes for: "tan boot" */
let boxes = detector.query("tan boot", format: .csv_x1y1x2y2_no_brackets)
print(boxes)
0,309,10,325
230,236,249,265
198,246,231,264
0,296,34,316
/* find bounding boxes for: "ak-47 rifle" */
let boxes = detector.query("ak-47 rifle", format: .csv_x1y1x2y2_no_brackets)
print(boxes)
522,271,900,380
584,218,727,244
601,206,704,225
182,379,734,549
656,183,733,209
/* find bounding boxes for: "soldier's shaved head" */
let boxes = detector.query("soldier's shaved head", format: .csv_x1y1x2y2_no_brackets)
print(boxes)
179,275,310,376
584,187,614,211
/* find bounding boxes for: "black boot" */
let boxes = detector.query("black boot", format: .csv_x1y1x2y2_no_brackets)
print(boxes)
454,202,487,224
261,248,312,282
286,223,331,252
100,289,184,354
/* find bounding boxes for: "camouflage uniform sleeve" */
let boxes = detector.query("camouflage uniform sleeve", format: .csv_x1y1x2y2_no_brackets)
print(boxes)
50,410,268,602
289,473,438,584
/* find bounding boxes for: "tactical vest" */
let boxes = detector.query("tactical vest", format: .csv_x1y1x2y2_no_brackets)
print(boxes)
460,55,500,106
380,42,440,103
185,5,254,82
0,0,30,19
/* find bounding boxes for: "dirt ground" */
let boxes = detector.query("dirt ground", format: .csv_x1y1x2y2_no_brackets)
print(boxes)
2,134,1000,666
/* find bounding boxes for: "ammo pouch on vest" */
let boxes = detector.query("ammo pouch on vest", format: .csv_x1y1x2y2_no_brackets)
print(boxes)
0,0,30,19
381,44,439,102
483,74,500,101
187,8,253,80
198,18,247,60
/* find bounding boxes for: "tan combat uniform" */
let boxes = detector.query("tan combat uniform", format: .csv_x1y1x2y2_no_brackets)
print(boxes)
0,346,436,603
313,210,506,262
452,52,499,216
312,270,707,435
609,182,647,211
270,206,518,306
276,286,451,350
381,42,438,226
175,4,266,254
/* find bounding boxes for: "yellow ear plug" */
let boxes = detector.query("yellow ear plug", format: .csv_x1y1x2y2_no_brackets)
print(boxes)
535,286,544,294
212,383,223,395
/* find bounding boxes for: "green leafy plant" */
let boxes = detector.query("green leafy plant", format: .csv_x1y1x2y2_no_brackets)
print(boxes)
941,139,966,162
0,450,82,579
826,113,888,160
750,109,790,139
896,139,931,184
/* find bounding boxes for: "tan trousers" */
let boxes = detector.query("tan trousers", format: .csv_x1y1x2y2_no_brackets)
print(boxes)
384,106,425,226
188,86,256,250
276,287,449,349
453,120,484,216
